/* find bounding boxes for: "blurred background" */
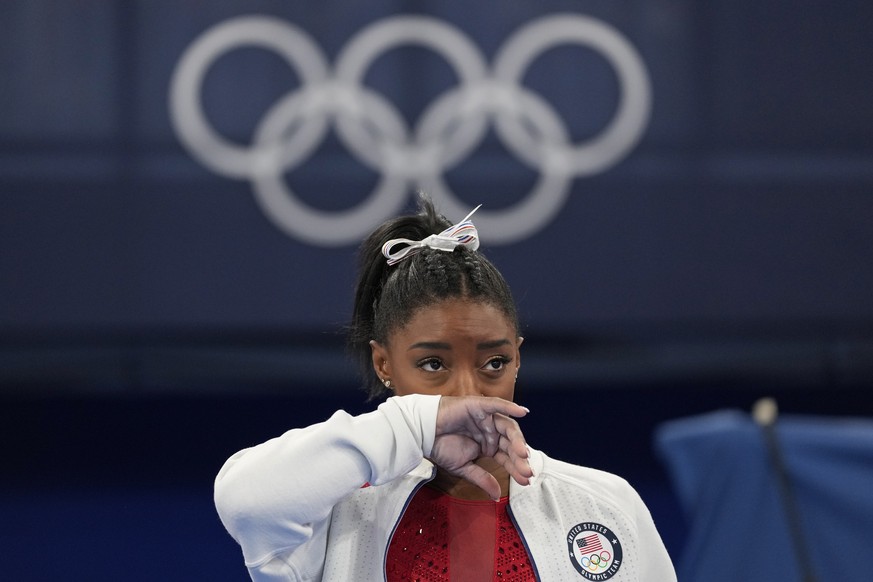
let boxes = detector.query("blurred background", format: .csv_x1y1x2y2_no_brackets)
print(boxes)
2,1,872,580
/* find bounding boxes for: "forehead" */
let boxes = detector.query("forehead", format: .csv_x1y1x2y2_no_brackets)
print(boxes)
390,299,515,344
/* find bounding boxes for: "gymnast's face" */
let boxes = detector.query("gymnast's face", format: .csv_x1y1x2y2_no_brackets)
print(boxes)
370,298,522,400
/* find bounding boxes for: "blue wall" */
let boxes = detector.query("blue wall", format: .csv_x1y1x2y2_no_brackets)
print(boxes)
3,0,872,334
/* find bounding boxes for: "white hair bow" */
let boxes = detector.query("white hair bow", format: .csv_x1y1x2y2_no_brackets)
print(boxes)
382,205,482,266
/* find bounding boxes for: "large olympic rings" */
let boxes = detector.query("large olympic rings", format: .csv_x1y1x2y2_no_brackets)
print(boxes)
170,14,651,245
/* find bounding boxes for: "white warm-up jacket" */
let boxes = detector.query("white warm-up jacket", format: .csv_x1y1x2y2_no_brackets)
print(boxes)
215,394,676,581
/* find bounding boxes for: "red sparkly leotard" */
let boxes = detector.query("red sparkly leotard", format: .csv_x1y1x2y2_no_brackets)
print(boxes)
386,485,537,581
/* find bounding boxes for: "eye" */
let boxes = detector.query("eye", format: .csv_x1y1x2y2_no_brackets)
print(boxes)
417,357,445,372
483,356,511,372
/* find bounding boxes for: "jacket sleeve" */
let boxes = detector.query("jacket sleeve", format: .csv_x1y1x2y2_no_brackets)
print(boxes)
632,488,678,582
214,393,440,577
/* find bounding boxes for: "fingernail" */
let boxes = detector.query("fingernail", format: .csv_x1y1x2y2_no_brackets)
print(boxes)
520,406,530,413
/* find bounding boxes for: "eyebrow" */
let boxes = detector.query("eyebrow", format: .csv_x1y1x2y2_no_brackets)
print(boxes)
477,339,512,350
407,339,512,351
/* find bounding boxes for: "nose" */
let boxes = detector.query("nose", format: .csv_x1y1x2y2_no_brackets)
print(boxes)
450,369,481,397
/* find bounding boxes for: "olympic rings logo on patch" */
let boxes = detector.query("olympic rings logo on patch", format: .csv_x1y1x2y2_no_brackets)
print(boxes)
580,550,613,572
566,523,623,579
169,14,651,246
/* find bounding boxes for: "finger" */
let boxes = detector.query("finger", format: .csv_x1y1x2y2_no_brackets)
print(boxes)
453,462,502,501
491,418,533,485
469,431,499,459
496,434,529,467
468,405,524,441
430,434,480,472
471,398,530,420
464,409,526,461
436,397,529,438
493,446,533,486
494,414,529,458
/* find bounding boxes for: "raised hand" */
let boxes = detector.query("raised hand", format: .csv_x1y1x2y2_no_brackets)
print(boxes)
430,396,532,500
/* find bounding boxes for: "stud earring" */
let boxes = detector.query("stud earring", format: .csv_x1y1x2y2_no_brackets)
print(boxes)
383,379,391,388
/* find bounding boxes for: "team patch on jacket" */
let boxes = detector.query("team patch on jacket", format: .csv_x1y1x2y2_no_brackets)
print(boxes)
566,522,623,580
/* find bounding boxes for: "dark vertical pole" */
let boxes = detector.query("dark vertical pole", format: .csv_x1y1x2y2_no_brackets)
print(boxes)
753,398,817,582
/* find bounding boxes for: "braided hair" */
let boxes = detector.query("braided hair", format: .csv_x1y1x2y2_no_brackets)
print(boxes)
349,194,520,400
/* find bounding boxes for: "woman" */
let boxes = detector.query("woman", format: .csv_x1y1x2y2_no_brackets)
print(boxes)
215,197,676,581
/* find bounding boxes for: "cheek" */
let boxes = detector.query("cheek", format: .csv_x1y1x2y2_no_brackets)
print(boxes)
484,377,516,401
388,368,420,397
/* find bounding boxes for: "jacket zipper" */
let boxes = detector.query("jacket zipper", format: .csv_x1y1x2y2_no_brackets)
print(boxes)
506,503,541,581
382,465,437,582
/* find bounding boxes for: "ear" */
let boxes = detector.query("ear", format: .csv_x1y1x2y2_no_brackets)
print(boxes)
515,336,524,373
369,340,391,380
